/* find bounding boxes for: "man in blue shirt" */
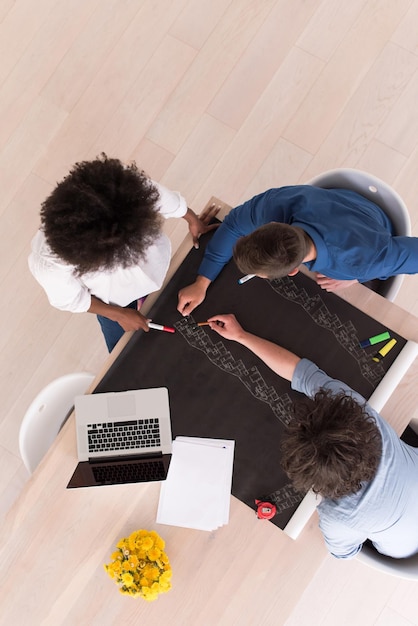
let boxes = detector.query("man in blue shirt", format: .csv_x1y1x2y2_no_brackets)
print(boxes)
206,313,418,559
177,186,418,316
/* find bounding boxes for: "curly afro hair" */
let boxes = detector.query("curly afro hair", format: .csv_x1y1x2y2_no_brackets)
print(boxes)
281,388,382,499
40,154,163,275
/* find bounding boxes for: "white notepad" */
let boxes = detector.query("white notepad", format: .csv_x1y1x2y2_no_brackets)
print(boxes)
156,437,235,531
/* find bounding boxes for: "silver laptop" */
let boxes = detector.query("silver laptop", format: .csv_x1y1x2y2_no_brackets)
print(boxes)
67,387,172,488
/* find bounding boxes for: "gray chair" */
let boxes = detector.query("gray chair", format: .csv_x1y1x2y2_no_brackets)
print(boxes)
307,168,411,301
356,542,418,580
19,372,95,474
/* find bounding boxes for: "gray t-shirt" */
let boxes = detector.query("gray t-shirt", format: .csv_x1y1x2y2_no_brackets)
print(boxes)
291,358,418,559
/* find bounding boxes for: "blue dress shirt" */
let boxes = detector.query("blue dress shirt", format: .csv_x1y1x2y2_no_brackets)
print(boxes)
198,186,418,282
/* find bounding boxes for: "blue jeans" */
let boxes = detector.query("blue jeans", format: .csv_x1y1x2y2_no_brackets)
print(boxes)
97,300,138,353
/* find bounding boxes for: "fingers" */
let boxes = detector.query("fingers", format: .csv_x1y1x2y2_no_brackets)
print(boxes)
315,273,333,288
314,274,356,292
177,280,209,315
137,312,150,332
177,297,194,316
204,223,220,232
207,313,234,325
207,314,236,333
177,301,189,315
207,319,223,328
118,309,150,332
207,320,226,335
316,281,335,292
199,203,221,223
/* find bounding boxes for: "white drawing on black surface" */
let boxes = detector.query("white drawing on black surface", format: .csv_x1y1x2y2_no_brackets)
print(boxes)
264,484,304,514
269,277,385,386
174,316,294,426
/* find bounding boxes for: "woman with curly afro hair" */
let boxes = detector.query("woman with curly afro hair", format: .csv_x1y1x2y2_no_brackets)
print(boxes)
205,313,418,560
29,154,219,351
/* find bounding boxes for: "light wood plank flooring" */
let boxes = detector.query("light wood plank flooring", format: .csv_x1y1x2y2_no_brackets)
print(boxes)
1,1,418,623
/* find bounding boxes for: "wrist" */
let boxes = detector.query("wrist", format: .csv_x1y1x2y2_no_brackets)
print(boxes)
183,207,197,224
88,296,120,320
195,275,211,291
236,330,252,346
106,304,125,323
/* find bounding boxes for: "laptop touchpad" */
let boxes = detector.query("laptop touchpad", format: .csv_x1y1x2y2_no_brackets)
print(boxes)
107,394,136,418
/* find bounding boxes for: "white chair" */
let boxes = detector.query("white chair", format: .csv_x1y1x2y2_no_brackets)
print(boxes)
19,372,95,474
307,168,411,301
356,542,418,580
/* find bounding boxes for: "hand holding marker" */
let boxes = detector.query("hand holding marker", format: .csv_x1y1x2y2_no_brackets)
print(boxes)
196,321,225,328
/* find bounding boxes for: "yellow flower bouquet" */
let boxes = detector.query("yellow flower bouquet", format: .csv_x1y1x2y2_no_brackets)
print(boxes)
104,529,172,601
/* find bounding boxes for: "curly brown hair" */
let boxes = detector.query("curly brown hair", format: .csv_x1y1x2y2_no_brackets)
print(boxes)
281,389,382,499
40,154,163,275
233,223,311,278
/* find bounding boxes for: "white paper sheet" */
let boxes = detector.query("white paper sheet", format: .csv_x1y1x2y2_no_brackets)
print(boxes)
157,437,235,531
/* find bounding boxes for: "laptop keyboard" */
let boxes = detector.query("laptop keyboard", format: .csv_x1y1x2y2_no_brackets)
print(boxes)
92,460,167,484
87,418,161,453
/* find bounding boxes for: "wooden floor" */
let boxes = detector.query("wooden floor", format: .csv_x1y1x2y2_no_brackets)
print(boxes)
1,1,418,624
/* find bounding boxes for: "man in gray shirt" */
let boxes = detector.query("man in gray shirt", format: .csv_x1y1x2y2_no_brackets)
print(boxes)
206,313,418,559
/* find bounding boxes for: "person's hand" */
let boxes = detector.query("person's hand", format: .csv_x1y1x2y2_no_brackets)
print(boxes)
315,274,358,292
114,307,150,332
184,204,221,248
206,314,246,341
177,276,211,316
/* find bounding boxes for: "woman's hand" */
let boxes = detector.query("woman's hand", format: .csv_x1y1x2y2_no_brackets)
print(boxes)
183,205,221,248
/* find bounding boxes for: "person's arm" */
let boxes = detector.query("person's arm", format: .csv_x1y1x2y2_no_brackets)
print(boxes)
206,313,300,381
88,296,150,332
176,204,222,315
177,275,212,316
197,200,261,281
177,195,268,315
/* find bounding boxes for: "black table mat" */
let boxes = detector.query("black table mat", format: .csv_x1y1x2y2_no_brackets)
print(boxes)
94,230,407,529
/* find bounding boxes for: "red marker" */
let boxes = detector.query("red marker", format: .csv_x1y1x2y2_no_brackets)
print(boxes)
147,322,175,334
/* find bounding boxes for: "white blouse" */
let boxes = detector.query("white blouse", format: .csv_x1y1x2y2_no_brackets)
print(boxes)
28,182,187,312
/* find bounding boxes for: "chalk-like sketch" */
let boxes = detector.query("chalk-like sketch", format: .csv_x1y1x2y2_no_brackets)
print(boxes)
269,277,385,386
174,316,294,426
263,484,304,514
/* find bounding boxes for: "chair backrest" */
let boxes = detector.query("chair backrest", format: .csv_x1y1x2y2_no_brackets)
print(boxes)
307,168,411,301
356,542,418,580
19,372,95,474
